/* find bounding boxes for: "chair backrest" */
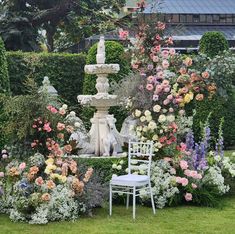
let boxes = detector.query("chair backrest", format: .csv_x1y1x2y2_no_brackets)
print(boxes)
128,140,153,177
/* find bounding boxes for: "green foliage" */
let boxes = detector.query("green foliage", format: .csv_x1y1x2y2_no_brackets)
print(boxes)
0,37,10,93
7,51,86,107
77,157,127,183
199,31,229,58
82,41,130,129
193,92,235,147
0,37,10,149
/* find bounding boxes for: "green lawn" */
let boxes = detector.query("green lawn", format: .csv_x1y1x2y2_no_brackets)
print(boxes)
1,196,235,234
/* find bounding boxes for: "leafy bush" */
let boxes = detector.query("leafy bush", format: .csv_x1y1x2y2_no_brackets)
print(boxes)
199,31,229,58
6,51,86,107
82,41,130,130
0,37,10,149
0,37,10,93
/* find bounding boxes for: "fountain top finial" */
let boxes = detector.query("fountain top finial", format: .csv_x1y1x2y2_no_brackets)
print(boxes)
96,36,106,64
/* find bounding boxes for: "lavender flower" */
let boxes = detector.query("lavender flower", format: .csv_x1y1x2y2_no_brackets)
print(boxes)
186,130,194,151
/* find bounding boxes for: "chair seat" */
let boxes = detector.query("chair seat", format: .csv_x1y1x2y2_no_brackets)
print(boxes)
111,174,149,186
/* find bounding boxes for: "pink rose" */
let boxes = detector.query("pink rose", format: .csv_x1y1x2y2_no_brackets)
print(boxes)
190,170,198,178
19,162,26,170
59,109,66,115
170,168,176,174
180,160,188,170
162,60,169,69
161,50,169,58
2,154,8,159
0,172,4,177
57,122,65,131
43,123,52,132
185,193,192,201
157,71,164,79
169,108,174,112
152,56,159,62
164,87,170,93
175,177,182,183
195,173,202,179
180,177,189,186
192,183,197,189
163,99,170,105
169,48,176,55
35,176,44,186
146,83,154,91
50,107,58,114
184,169,191,177
147,76,155,82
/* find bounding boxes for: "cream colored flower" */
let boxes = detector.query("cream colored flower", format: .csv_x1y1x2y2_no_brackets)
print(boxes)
148,121,157,130
146,115,152,122
167,115,175,122
152,135,159,141
144,110,151,116
140,116,146,122
158,114,166,123
135,109,141,117
153,105,161,112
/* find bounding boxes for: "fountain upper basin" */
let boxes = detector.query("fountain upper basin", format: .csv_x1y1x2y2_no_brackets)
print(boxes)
85,64,120,75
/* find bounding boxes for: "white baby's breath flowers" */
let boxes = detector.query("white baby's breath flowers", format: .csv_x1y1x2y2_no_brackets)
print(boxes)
69,111,76,117
136,126,143,131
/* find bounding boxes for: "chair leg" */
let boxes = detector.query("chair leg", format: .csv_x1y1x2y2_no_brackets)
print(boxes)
133,186,136,220
109,183,112,216
126,189,130,209
149,182,156,215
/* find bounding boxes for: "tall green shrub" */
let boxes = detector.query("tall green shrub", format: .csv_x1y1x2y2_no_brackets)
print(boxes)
82,41,130,130
199,31,229,58
7,52,86,107
0,37,10,149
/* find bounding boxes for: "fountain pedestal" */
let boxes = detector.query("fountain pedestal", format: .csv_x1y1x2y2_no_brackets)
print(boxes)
77,36,123,156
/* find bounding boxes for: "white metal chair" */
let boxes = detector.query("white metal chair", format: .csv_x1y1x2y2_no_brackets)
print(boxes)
109,141,156,219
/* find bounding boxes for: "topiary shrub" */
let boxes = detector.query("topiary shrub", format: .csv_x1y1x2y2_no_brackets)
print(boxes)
82,41,130,130
0,37,10,149
199,31,229,58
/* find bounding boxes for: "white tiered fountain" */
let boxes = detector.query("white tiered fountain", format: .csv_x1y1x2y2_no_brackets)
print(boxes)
77,36,124,156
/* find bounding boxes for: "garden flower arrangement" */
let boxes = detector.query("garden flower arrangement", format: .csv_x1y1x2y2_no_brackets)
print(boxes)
114,19,235,207
0,103,107,224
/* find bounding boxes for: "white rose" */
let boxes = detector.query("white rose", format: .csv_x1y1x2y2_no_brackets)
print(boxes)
140,116,146,122
136,126,143,131
152,135,158,141
125,168,129,173
148,121,157,130
117,165,122,170
141,136,146,141
62,104,68,110
144,110,151,116
162,109,168,113
160,129,163,134
146,115,152,122
112,164,117,169
135,109,141,117
74,122,81,128
158,114,166,123
143,126,148,132
167,115,175,122
153,105,161,112
112,174,117,178
137,132,141,137
69,111,76,117
119,160,124,165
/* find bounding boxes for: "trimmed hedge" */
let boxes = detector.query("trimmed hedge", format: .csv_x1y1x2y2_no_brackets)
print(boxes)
199,31,229,58
82,41,130,130
193,91,235,148
7,52,86,107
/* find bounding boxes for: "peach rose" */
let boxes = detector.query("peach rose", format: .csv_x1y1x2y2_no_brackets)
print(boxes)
41,193,51,202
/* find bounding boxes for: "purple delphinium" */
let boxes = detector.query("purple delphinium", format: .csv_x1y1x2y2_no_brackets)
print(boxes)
203,127,211,149
186,130,195,151
192,142,207,170
215,136,224,158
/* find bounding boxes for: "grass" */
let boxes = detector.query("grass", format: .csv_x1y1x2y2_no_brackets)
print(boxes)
1,196,235,234
1,150,235,234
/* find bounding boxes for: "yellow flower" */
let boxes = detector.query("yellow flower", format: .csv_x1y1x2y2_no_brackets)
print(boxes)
184,92,194,103
60,176,67,183
45,158,54,165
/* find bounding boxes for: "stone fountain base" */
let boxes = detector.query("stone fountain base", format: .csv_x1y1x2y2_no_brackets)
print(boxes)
64,153,127,159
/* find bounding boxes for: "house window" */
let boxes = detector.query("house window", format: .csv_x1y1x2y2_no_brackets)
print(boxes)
213,14,220,22
193,14,199,23
172,14,179,23
200,15,206,23
186,14,193,23
180,14,187,23
220,14,226,23
165,14,172,23
227,14,233,23
206,15,213,23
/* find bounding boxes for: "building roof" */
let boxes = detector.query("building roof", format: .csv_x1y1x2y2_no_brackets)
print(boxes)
144,0,235,14
87,25,235,42
170,25,235,40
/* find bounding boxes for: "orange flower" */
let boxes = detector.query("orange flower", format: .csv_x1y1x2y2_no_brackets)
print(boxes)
202,71,210,79
8,167,20,176
72,178,84,194
57,133,64,139
46,180,55,189
83,168,93,183
195,94,204,101
183,57,193,67
179,67,187,75
41,193,51,202
29,166,39,175
69,160,77,173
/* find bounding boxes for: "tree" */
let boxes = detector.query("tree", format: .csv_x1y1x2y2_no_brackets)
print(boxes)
199,31,229,58
0,0,126,52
